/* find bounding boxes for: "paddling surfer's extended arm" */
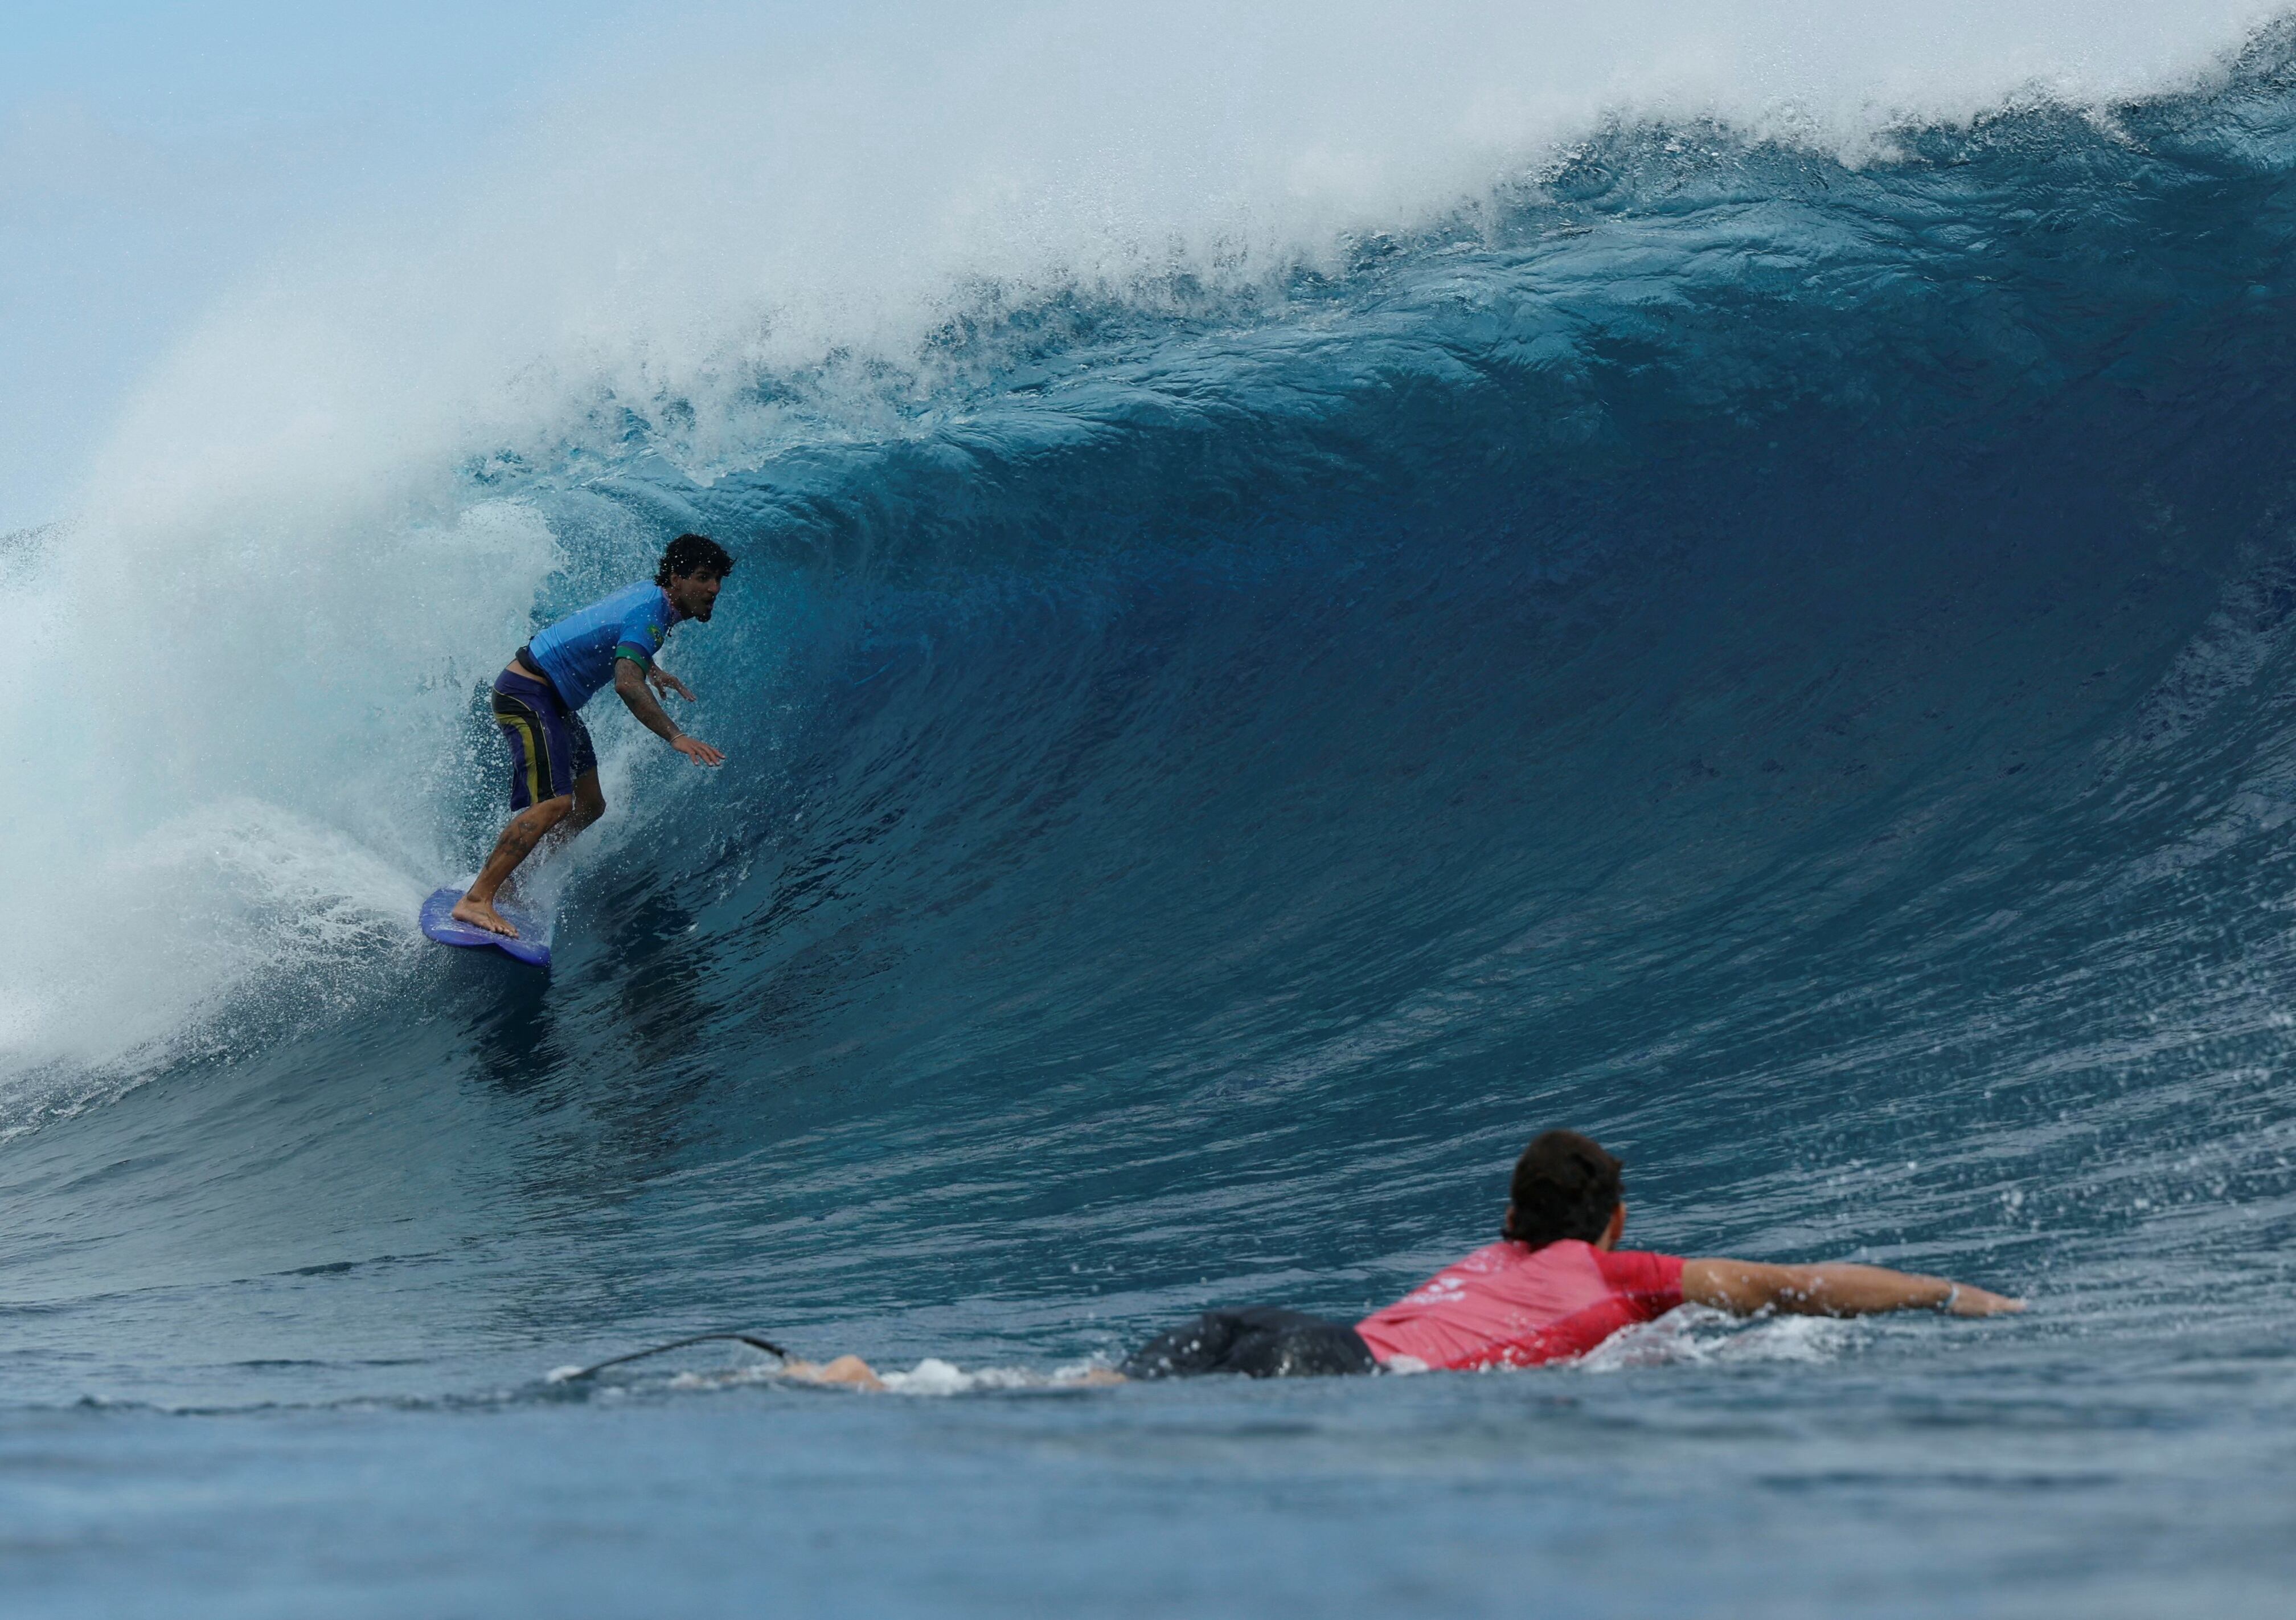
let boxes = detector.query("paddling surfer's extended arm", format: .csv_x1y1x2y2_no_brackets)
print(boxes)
1680,1259,2024,1318
613,657,724,766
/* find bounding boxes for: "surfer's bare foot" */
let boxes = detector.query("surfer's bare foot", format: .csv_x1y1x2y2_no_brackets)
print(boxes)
450,895,519,938
781,1355,885,1391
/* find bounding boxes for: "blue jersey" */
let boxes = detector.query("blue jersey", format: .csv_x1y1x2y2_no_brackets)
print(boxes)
526,583,681,709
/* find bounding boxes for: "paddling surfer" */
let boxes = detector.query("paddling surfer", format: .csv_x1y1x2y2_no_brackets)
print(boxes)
1118,1129,2022,1378
451,534,732,939
755,1128,2022,1389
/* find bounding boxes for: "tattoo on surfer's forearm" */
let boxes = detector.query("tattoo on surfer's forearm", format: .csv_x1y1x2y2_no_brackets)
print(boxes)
634,692,680,740
617,666,682,742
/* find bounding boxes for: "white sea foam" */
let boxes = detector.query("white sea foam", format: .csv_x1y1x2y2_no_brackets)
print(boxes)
615,1353,1120,1397
2,1,2283,1101
0,501,557,1090
1576,1304,1860,1370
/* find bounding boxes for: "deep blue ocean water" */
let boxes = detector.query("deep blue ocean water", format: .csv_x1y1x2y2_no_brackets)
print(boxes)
9,26,2296,1618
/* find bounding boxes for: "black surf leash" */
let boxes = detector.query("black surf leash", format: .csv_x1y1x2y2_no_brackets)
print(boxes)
551,1330,792,1383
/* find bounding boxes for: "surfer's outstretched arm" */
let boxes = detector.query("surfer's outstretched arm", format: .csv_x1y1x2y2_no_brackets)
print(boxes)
613,659,724,767
1681,1259,2024,1318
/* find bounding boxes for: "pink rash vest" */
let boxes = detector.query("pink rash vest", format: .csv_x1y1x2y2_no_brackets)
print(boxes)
1354,1239,1686,1371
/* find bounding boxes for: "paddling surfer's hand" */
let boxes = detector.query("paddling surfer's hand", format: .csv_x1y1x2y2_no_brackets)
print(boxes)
672,734,725,767
647,666,696,702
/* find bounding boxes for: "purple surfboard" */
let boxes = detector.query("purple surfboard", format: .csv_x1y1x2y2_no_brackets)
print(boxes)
420,887,551,967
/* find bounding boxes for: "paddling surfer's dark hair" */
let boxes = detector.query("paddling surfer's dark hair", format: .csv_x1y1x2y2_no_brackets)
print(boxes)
1503,1130,1623,1247
657,533,734,586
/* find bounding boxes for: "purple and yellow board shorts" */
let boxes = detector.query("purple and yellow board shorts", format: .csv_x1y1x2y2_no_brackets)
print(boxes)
491,664,597,811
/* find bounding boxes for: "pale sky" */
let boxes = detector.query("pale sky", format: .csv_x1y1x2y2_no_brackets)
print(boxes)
0,1,657,533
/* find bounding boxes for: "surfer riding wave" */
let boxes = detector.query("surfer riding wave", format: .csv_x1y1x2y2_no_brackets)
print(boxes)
451,534,733,939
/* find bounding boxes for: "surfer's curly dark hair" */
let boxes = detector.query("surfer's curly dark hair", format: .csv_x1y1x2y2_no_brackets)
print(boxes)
1502,1130,1623,1248
657,533,734,586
